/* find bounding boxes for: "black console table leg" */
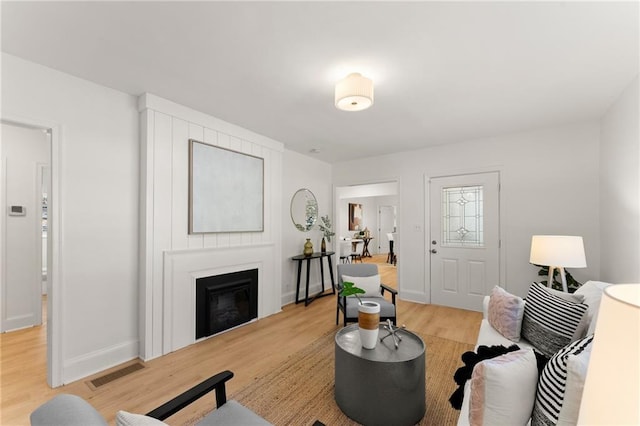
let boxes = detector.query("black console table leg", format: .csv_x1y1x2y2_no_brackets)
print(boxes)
305,258,311,306
295,260,302,304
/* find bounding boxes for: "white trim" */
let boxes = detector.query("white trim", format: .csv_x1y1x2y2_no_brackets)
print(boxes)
62,339,139,385
159,243,278,356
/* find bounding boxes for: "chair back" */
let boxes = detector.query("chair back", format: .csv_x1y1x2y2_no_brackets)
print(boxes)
337,264,379,289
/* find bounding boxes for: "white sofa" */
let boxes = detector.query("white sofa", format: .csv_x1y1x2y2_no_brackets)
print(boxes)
457,281,611,426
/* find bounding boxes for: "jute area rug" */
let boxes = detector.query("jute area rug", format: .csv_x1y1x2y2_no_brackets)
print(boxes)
233,330,473,426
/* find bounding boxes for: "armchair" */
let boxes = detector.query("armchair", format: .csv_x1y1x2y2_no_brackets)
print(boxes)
336,264,398,326
30,370,271,425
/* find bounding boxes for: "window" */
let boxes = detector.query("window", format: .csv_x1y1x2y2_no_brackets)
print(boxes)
442,185,483,247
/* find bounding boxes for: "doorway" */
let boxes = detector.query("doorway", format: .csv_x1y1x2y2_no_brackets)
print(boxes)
335,181,399,289
1,119,61,387
429,172,500,311
378,205,396,255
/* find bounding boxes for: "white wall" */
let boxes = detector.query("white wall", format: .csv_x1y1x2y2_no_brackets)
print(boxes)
1,123,49,331
282,149,332,305
600,75,640,283
139,94,284,359
1,53,139,383
333,122,601,301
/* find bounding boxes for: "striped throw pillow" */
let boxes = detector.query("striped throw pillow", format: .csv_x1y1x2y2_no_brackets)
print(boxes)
521,282,588,358
531,335,594,426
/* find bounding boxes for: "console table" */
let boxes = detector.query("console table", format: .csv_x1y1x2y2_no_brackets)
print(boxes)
361,236,374,257
334,324,426,426
291,251,336,306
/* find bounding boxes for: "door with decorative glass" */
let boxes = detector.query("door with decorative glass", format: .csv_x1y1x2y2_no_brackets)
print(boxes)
429,172,500,311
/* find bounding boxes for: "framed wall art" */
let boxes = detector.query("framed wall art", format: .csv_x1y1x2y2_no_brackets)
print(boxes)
189,139,264,234
348,203,363,231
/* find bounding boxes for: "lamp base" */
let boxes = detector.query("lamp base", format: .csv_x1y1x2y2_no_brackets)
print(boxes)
548,266,568,292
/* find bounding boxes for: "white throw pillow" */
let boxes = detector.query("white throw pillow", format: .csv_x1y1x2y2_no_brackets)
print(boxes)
468,349,538,426
574,280,613,335
487,286,525,342
341,274,381,297
116,411,168,426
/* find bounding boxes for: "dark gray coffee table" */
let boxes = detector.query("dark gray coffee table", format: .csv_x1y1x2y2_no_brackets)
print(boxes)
334,324,426,426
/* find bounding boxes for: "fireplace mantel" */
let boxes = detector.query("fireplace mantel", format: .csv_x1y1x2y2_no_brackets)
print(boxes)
159,243,279,355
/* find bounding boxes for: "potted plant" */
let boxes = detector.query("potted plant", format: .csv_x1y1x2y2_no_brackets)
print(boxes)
339,282,380,349
318,215,335,252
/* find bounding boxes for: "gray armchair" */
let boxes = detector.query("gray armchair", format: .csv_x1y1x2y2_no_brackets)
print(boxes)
336,264,398,326
30,371,271,425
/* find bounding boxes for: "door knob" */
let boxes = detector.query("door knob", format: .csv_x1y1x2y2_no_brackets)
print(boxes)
430,249,437,254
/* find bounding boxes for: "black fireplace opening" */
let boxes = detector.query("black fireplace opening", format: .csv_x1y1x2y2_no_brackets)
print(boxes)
195,269,258,339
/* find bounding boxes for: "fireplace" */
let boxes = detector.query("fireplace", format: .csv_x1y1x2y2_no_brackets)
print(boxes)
195,269,258,339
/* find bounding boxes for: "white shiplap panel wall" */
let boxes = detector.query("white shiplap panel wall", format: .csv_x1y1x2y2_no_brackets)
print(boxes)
202,128,218,249
187,123,205,249
139,93,283,360
171,118,190,251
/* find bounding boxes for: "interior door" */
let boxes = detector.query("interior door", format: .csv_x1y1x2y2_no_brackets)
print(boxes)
378,205,395,255
429,172,500,311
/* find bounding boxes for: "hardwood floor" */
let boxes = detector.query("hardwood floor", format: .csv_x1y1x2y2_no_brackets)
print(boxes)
0,261,481,425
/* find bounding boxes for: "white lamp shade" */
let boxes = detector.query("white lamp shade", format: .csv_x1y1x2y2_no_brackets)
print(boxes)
578,284,640,425
335,73,374,111
529,235,586,267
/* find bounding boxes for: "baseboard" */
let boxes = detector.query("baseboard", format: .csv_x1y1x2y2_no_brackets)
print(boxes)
281,282,328,306
2,313,39,332
401,290,428,304
63,338,139,385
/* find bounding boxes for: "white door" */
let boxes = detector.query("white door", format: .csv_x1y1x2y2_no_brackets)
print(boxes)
378,205,396,255
429,172,500,311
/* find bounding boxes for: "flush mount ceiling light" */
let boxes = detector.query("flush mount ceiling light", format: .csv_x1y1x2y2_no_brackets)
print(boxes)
335,72,374,112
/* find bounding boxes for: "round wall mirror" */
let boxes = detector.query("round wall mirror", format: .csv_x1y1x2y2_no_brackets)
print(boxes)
290,188,318,232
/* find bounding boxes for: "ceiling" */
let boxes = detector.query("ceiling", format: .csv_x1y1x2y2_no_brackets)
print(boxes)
2,1,638,163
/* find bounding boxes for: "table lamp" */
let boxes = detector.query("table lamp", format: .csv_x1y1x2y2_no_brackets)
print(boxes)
578,283,640,424
529,235,587,292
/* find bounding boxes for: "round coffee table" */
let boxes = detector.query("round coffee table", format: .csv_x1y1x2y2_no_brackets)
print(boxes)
334,324,426,426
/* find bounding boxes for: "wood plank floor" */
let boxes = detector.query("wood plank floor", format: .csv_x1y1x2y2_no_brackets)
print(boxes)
0,257,481,425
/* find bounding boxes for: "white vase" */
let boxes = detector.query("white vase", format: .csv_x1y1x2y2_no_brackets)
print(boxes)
358,301,381,349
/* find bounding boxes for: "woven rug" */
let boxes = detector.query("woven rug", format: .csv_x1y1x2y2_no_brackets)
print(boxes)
233,330,473,425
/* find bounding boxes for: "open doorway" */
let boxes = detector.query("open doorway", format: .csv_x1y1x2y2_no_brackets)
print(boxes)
335,181,399,290
1,119,61,387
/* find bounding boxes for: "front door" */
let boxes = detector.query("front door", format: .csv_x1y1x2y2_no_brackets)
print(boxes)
429,172,500,311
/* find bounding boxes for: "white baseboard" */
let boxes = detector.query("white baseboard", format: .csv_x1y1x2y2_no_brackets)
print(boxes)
400,289,428,304
63,339,139,384
281,282,330,306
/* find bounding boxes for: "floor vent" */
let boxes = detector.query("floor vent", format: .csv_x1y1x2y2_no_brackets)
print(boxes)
88,362,145,389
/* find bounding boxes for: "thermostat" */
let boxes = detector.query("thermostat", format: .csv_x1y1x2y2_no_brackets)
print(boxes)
9,206,26,216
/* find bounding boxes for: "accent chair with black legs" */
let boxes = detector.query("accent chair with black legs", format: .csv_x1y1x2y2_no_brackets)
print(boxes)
336,263,398,326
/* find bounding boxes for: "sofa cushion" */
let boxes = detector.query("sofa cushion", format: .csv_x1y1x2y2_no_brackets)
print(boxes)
521,282,588,358
469,349,539,426
531,335,594,426
487,286,525,342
